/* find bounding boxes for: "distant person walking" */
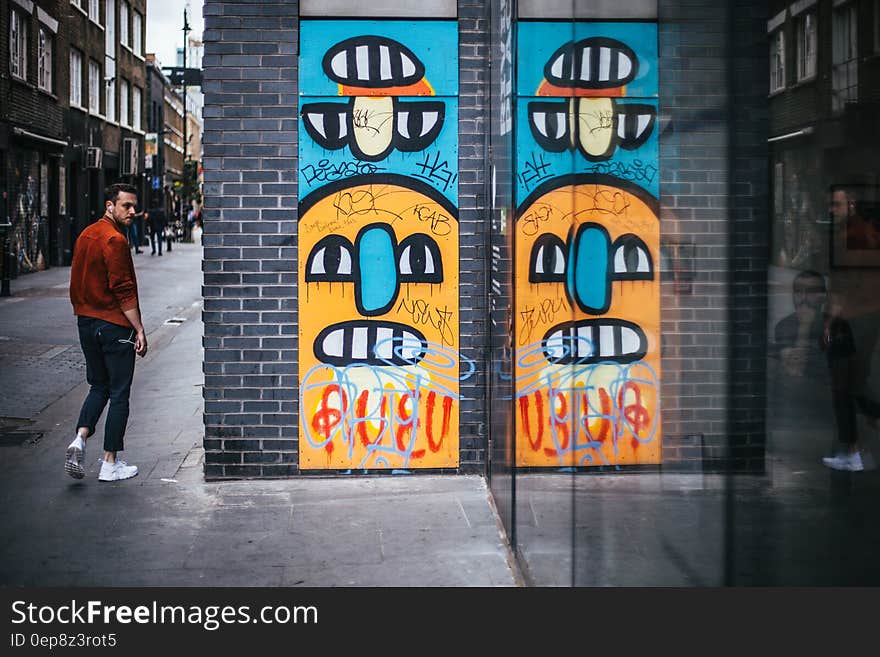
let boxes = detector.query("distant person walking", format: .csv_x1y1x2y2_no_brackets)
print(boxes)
127,211,144,255
148,206,166,256
65,183,147,482
821,280,880,471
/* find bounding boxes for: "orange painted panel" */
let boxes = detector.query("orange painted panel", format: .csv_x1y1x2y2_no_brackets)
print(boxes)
298,180,461,470
514,179,661,467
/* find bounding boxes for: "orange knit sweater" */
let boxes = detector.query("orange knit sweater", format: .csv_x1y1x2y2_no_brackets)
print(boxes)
69,218,140,328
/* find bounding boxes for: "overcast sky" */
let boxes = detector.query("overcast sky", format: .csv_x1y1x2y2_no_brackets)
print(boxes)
146,0,204,70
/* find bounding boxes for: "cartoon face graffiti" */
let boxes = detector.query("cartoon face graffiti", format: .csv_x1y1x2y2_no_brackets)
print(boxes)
514,176,661,467
514,23,661,468
298,25,461,470
529,37,657,163
298,176,461,470
301,35,445,163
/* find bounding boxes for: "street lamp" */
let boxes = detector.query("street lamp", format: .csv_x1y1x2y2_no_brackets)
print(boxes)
181,9,191,241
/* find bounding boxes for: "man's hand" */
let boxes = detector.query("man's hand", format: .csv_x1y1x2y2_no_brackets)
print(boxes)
135,330,148,357
781,346,807,377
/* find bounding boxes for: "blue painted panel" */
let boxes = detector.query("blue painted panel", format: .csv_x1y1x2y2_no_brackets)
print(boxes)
515,97,659,206
299,96,459,205
516,22,658,99
300,20,459,97
571,225,610,313
357,226,398,315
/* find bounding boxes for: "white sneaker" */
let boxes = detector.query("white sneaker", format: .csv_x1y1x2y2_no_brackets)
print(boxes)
64,443,85,479
98,459,138,482
822,452,864,472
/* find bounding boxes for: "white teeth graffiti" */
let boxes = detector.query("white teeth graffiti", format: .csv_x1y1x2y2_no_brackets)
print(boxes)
541,320,647,365
314,320,428,367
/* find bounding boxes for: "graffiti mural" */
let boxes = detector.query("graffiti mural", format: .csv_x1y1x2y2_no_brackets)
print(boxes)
298,21,463,470
515,21,661,467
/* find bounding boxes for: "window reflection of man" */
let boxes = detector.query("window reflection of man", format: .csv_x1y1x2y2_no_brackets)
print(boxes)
775,270,826,378
831,188,880,251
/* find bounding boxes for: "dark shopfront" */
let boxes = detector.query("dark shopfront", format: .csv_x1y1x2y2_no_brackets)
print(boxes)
202,0,880,585
64,109,149,263
0,127,64,281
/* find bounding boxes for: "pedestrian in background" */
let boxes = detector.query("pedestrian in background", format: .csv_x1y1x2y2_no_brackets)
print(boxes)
148,205,166,256
65,183,147,482
821,280,880,472
128,210,144,255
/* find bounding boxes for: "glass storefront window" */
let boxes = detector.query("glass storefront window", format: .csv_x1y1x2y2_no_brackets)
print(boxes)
485,0,880,585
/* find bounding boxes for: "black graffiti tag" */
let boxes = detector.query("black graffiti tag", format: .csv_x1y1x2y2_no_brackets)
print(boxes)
413,152,458,192
397,298,456,347
585,160,658,185
519,296,566,346
519,151,554,190
302,159,385,186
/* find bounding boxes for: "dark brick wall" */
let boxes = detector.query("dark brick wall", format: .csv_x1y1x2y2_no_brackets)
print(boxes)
201,0,301,478
457,0,490,473
202,0,492,478
1,0,65,139
658,0,768,471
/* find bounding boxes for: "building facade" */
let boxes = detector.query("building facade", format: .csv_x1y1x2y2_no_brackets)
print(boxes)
202,0,768,475
65,0,147,254
1,0,148,274
202,0,880,583
146,51,194,223
1,0,66,275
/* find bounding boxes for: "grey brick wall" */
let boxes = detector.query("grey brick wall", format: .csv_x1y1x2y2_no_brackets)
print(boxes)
202,0,491,477
202,0,300,478
658,0,768,471
457,0,490,473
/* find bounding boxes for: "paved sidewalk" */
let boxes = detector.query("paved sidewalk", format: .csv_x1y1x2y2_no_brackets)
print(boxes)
0,250,519,587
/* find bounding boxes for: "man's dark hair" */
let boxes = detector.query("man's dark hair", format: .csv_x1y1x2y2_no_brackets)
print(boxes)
793,270,825,290
105,183,138,203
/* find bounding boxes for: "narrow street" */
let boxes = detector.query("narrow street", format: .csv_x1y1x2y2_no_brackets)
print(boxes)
0,238,204,431
0,236,518,586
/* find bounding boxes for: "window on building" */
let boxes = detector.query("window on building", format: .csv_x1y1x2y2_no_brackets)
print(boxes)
38,27,53,92
105,0,116,121
133,11,143,57
796,12,817,82
133,86,142,130
70,49,83,107
89,60,101,113
832,2,858,112
106,78,116,122
770,29,785,93
89,0,100,24
120,78,129,126
105,0,115,56
120,2,129,48
10,9,27,81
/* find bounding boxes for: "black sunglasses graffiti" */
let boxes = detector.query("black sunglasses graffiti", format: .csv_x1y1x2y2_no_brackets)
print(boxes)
301,98,446,162
528,99,656,162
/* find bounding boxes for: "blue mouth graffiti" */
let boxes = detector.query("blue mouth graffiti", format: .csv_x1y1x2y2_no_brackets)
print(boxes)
314,320,428,367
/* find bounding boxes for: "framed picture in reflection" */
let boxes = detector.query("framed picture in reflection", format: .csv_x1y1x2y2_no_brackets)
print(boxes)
830,184,880,268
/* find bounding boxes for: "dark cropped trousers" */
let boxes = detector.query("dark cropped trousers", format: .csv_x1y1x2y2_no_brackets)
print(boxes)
75,316,136,452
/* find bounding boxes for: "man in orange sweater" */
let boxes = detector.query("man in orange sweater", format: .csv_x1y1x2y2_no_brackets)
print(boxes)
66,183,148,482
